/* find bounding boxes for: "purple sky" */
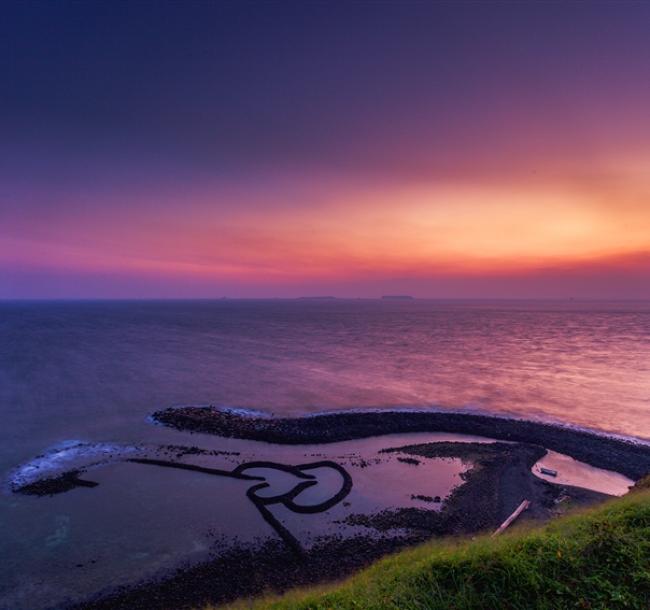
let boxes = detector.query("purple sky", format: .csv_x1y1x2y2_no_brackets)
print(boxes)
2,2,650,298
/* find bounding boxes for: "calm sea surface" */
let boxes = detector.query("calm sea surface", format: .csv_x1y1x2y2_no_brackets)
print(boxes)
1,299,649,472
1,299,649,609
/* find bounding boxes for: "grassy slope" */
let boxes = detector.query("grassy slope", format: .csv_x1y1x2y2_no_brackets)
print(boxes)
217,480,650,610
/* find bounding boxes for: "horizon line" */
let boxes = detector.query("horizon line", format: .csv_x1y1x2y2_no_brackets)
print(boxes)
2,297,650,303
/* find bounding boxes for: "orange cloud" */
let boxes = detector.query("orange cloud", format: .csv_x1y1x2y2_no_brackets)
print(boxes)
3,159,650,288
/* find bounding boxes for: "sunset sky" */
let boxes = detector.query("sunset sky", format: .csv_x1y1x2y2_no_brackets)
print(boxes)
2,1,650,298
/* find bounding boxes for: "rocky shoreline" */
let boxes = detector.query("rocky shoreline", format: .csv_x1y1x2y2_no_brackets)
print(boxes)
71,439,600,610
153,407,650,480
37,407,650,609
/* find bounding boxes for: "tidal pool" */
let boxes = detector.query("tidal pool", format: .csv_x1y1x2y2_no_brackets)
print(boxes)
2,432,475,610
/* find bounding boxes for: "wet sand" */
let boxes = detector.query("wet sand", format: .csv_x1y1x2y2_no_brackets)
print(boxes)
67,440,607,610
6,433,472,609
54,406,650,610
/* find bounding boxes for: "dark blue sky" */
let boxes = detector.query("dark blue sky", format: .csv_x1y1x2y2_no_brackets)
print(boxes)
4,1,649,176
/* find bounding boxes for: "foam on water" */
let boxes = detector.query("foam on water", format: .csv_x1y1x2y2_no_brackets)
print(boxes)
217,405,275,419
161,404,275,419
7,441,143,490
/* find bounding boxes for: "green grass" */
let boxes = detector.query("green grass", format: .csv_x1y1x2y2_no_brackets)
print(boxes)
215,479,650,610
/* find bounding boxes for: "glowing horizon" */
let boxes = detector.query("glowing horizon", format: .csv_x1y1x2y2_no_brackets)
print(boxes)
2,3,650,298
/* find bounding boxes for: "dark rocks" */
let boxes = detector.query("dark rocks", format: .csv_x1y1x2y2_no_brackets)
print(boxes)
56,408,650,609
152,407,650,480
347,440,607,538
397,456,421,465
14,470,99,496
410,494,441,503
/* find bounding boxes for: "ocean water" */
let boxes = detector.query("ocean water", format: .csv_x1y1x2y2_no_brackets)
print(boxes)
1,299,649,608
1,299,649,470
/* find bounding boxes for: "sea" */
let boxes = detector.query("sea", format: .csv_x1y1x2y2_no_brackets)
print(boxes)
1,299,649,608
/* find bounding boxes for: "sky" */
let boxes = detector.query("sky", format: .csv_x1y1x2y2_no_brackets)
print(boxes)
2,1,650,299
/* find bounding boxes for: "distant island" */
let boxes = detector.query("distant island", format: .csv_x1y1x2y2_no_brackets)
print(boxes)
297,296,338,300
381,295,415,300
